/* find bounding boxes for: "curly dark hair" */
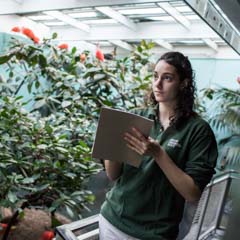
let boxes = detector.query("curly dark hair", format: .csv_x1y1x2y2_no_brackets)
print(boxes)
150,51,197,127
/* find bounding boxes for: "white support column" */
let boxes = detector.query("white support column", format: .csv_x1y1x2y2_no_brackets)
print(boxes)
157,2,191,30
202,38,218,51
43,11,90,33
96,6,137,31
154,39,173,50
109,40,133,51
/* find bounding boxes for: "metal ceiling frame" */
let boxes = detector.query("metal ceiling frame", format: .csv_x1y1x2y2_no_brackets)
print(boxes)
184,0,240,54
0,0,239,58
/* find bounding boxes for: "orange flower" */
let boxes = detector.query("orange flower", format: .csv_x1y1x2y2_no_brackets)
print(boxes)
0,223,8,231
21,27,40,44
11,26,21,32
33,36,40,44
0,223,7,235
40,230,54,240
58,43,68,50
22,27,35,40
96,47,104,61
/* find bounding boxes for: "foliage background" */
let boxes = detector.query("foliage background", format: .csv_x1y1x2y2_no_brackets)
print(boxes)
0,32,239,232
0,33,155,223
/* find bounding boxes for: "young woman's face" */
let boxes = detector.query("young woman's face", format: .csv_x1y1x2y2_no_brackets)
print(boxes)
152,60,181,104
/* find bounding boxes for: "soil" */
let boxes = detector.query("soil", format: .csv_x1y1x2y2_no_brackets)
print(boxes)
0,208,71,240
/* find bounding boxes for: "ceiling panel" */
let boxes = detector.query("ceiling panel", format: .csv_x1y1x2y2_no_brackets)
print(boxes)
0,0,239,58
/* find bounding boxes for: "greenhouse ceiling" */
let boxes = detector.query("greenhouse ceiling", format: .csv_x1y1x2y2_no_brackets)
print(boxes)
0,0,240,58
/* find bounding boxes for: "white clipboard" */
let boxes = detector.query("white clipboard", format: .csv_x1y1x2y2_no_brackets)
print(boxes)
92,107,154,167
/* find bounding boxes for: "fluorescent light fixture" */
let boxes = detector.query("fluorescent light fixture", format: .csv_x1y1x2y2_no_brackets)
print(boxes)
28,15,55,21
109,40,133,51
118,8,165,15
44,11,90,32
175,6,193,13
178,40,204,44
214,39,226,44
82,19,117,24
68,11,97,18
43,21,67,26
203,38,218,51
157,2,191,29
185,15,200,20
155,39,173,50
147,16,175,21
96,6,136,31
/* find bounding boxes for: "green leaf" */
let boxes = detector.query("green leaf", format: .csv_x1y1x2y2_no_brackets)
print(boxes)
48,96,61,104
52,32,58,39
45,125,53,134
71,47,77,55
55,81,63,88
51,215,62,227
36,184,50,192
0,54,13,64
35,80,40,89
7,191,18,203
64,172,76,179
22,177,36,184
27,82,33,93
61,101,72,108
55,146,68,153
37,144,48,150
39,54,47,68
34,98,46,109
18,209,25,219
65,205,75,219
53,161,61,168
9,71,14,78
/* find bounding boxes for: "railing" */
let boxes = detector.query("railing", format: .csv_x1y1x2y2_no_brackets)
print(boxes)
55,214,99,240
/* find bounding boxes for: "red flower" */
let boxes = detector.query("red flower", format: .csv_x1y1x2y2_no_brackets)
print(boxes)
11,26,21,32
96,47,104,61
40,230,54,240
58,43,68,50
0,223,7,228
22,27,35,40
33,36,40,44
11,26,40,44
0,223,7,234
237,76,240,84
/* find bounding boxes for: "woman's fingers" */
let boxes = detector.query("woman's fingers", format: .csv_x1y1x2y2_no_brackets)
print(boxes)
125,131,162,157
124,131,148,155
124,132,144,146
131,127,146,141
126,143,144,155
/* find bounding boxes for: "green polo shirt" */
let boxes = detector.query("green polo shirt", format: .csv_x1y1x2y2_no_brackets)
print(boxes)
100,106,218,240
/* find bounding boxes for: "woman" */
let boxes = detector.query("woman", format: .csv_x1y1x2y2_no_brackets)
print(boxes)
99,52,218,240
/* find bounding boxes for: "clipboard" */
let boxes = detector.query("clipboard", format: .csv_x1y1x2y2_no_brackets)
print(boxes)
92,107,154,167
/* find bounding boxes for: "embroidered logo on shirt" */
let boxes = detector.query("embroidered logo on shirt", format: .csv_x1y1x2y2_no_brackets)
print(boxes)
167,139,182,148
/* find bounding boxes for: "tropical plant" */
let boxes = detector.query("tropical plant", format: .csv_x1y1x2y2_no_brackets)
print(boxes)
202,85,240,171
0,33,155,239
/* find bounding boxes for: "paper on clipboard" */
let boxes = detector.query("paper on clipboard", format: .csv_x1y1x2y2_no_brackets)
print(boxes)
92,107,154,167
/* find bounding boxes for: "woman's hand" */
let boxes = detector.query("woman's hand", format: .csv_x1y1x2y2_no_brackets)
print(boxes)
124,127,162,158
124,128,201,202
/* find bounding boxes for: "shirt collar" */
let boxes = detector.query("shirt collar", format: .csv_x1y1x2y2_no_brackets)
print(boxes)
148,103,159,121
